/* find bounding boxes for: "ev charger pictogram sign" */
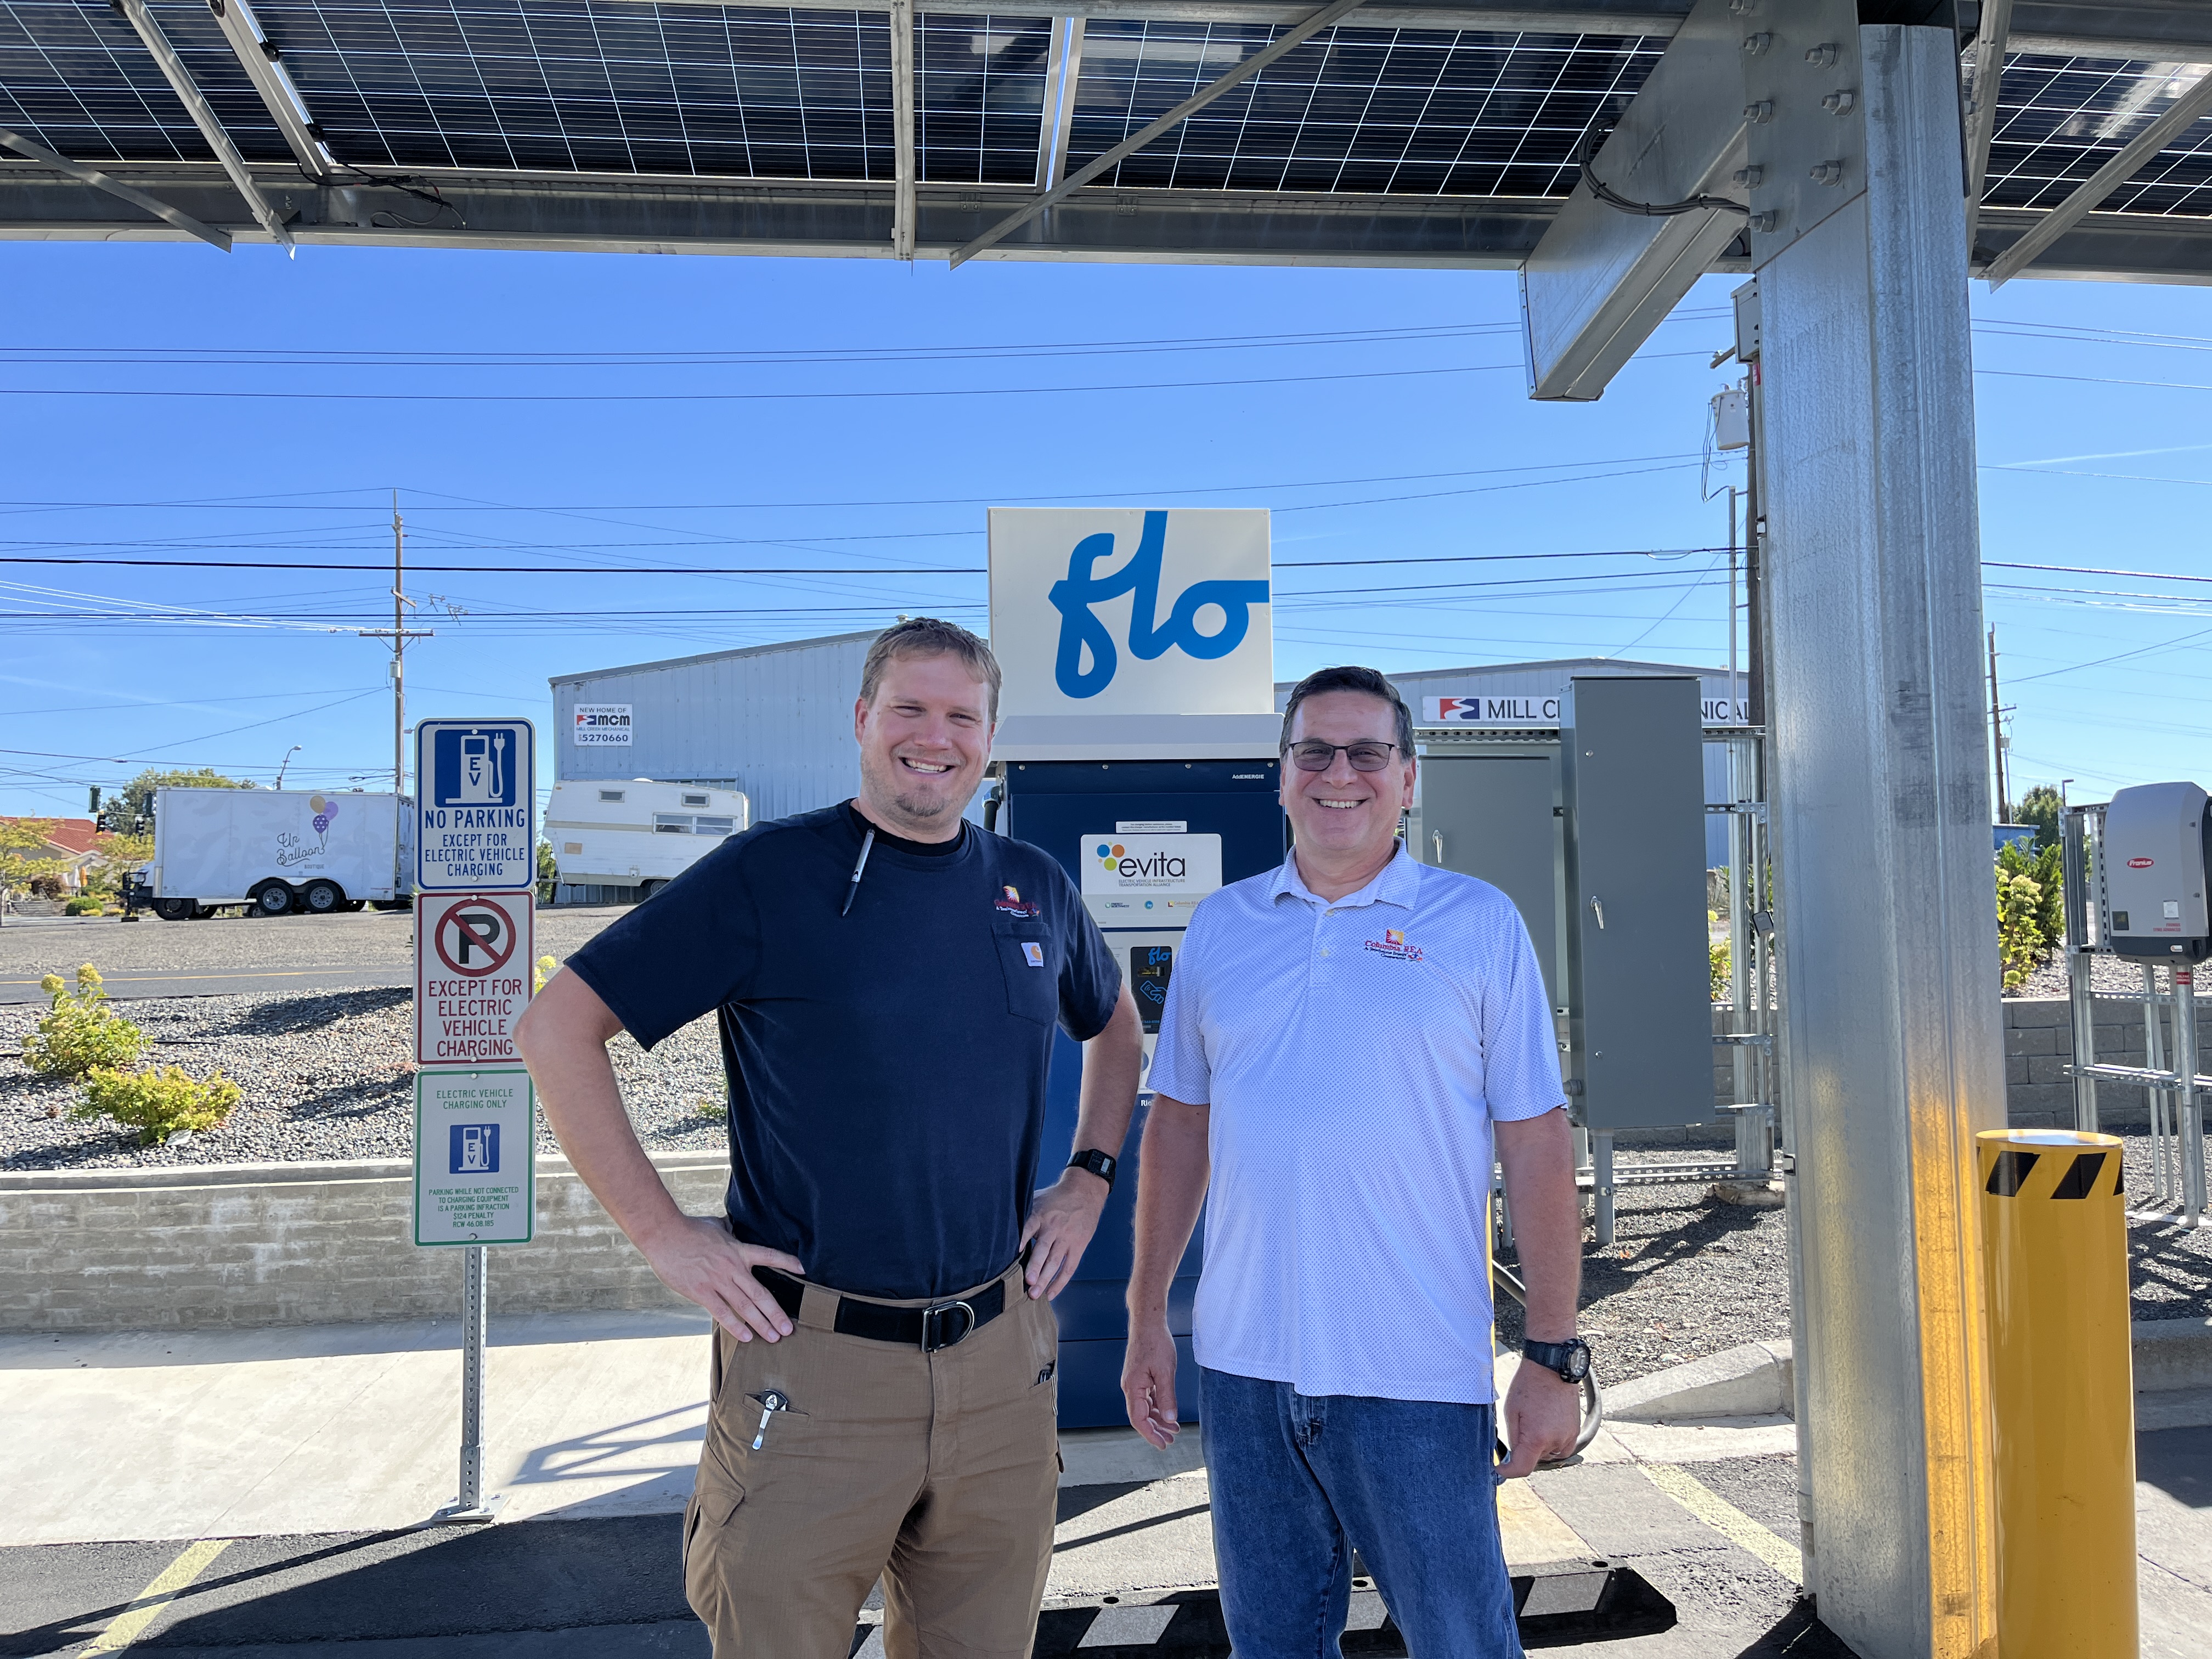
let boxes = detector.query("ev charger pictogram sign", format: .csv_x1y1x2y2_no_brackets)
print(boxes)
415,719,536,894
414,1066,535,1246
415,893,534,1065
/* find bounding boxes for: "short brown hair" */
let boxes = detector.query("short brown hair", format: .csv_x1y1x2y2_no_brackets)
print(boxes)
1279,664,1413,755
860,618,1003,723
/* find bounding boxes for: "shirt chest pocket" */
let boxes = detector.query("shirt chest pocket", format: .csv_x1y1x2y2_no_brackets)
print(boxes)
995,929,1057,1026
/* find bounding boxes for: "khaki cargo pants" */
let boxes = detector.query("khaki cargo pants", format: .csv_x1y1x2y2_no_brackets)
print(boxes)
682,1259,1060,1659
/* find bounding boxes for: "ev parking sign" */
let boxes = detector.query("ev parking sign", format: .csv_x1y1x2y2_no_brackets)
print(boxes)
413,1067,536,1246
415,719,535,893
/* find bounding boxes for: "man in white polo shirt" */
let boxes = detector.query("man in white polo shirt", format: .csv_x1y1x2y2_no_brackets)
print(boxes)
1121,664,1587,1658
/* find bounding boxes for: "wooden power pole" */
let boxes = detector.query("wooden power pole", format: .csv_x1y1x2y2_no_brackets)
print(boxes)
359,491,433,796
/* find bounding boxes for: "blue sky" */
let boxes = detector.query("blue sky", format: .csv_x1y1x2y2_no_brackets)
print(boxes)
0,240,2204,822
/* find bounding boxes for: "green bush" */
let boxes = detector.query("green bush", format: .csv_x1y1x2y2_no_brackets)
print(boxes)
1997,867,2046,992
75,1065,240,1145
1709,910,1732,1003
21,965,145,1078
63,895,103,916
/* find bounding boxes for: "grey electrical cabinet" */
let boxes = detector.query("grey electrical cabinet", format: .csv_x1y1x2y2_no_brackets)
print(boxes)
1560,676,1714,1130
1419,751,1561,1006
2101,781,2212,961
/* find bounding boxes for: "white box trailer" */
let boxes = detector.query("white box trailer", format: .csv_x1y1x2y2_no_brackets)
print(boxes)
548,780,749,900
148,787,410,920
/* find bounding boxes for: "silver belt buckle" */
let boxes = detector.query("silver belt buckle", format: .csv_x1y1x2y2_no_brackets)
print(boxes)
921,1299,977,1352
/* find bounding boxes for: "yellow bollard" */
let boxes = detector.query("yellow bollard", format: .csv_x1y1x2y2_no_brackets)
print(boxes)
1977,1128,2136,1659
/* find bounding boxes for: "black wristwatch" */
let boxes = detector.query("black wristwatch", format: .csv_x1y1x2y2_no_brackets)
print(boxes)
1066,1149,1118,1190
1523,1336,1592,1384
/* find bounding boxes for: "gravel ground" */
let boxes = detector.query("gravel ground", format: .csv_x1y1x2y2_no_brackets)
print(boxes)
0,988,730,1172
2011,949,2159,1000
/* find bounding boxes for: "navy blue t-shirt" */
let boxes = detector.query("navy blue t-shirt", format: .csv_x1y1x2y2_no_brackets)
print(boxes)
567,803,1122,1299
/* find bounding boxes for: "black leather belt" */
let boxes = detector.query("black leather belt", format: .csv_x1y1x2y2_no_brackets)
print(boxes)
753,1266,1008,1353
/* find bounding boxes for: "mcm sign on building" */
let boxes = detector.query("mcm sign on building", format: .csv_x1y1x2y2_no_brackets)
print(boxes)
987,508,1277,760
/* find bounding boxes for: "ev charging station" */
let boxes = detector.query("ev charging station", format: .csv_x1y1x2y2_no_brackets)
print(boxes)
986,507,1285,1429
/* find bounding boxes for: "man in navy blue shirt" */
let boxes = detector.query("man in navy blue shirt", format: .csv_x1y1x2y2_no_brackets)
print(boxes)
516,618,1139,1659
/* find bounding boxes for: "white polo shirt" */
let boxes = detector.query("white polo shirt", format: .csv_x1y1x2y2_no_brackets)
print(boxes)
1147,844,1564,1404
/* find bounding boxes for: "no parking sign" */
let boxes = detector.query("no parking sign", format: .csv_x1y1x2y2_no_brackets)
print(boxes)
415,892,534,1065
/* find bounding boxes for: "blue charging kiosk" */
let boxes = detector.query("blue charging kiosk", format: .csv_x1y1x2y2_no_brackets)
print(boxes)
998,757,1286,1429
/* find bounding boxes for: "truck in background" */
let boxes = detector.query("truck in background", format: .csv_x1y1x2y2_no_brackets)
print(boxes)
546,780,749,903
140,788,411,921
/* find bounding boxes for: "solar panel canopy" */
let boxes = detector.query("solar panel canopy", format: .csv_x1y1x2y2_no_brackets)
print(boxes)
3,0,2212,279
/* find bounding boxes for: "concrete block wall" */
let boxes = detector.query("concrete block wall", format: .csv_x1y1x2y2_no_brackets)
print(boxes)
0,1153,726,1333
2001,996,2158,1130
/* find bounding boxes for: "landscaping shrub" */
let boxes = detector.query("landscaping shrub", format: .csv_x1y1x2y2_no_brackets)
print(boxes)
1997,867,2047,992
63,895,103,916
21,964,145,1078
1709,911,1732,1003
76,1065,241,1144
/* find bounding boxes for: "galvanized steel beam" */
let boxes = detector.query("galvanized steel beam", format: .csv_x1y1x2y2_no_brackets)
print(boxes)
949,0,1370,268
1962,0,2011,252
1757,21,2002,1657
890,0,917,258
111,0,294,248
204,0,336,181
1517,0,1746,402
0,126,230,249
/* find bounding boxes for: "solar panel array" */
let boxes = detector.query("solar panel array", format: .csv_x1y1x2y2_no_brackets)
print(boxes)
5,2,2212,228
1,0,291,163
1065,21,1664,198
1983,53,2212,218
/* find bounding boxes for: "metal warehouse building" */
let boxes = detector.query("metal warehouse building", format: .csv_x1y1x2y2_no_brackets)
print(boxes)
554,637,1745,861
550,631,878,823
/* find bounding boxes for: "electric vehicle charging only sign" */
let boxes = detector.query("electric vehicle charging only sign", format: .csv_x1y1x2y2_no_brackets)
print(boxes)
415,892,533,1065
415,719,535,893
414,1067,535,1246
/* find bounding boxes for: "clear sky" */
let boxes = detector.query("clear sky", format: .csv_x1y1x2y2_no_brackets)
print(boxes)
0,239,2204,822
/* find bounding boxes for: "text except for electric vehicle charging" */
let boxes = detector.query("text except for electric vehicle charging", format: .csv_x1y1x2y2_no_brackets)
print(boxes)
421,973,528,1062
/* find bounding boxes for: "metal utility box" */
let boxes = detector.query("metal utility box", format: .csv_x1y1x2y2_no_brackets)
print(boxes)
1561,677,1715,1130
999,758,1285,1429
1417,747,1561,1008
2101,782,2212,961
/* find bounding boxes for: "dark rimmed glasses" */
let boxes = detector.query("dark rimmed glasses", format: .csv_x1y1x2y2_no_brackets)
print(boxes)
1285,740,1403,773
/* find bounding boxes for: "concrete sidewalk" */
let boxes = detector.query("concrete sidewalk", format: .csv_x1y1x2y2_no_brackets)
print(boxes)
5,1312,2204,1658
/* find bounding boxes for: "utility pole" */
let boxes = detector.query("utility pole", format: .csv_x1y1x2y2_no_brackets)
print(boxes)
359,490,433,797
1988,624,2010,823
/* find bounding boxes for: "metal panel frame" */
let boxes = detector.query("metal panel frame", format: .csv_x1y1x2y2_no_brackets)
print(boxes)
204,0,336,181
0,125,230,249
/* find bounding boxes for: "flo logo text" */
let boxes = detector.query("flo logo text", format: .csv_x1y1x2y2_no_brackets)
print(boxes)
1049,510,1270,699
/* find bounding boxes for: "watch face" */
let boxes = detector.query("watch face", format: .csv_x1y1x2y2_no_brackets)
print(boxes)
1565,1344,1591,1382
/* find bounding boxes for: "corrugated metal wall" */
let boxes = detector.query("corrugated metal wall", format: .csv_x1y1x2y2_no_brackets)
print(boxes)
550,632,878,823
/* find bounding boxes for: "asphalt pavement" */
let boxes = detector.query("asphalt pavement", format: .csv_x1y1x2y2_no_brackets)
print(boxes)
0,909,622,1005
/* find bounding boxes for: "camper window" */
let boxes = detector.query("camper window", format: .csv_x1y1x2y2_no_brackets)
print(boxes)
653,814,694,834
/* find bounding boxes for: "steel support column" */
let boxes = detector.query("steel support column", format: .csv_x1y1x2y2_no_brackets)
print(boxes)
1757,23,2000,1657
112,0,294,247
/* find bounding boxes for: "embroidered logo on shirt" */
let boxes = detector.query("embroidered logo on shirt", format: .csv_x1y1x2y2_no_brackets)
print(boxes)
1363,928,1423,961
1022,942,1046,967
994,884,1041,918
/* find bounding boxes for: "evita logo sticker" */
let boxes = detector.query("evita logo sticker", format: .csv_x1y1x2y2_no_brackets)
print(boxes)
1096,840,1189,881
1049,510,1271,699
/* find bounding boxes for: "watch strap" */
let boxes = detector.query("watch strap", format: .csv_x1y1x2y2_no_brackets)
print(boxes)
1522,1336,1590,1383
1068,1148,1118,1189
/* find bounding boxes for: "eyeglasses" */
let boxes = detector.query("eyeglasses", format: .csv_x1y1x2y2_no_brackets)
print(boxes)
1285,740,1402,773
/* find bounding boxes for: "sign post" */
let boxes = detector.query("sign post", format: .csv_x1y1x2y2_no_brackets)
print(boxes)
411,718,536,1526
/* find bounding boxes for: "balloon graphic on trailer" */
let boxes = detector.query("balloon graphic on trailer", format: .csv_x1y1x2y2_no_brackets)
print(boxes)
309,793,339,847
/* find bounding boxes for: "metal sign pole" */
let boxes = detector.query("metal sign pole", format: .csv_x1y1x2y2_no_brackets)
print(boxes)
458,1244,490,1516
2177,969,2206,1227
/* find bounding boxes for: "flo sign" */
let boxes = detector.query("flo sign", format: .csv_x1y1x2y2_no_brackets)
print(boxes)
989,509,1273,719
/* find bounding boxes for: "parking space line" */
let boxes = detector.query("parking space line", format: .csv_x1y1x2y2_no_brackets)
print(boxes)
80,1538,232,1654
1637,1463,1802,1584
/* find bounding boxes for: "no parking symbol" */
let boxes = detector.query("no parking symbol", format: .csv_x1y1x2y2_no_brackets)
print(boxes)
414,891,534,1066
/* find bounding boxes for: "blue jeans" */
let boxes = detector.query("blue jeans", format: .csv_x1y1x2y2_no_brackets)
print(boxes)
1200,1366,1523,1659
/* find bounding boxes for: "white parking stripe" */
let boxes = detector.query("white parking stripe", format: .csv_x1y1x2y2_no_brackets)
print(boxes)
1345,1589,1391,1631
